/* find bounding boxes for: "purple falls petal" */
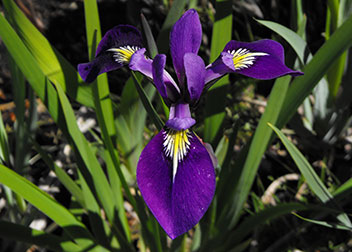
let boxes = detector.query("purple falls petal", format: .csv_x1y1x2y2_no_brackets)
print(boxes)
204,57,232,84
151,54,180,102
78,54,123,83
78,25,143,83
184,53,206,102
166,103,196,130
137,129,216,239
205,39,303,84
170,9,202,85
129,48,153,79
96,25,143,56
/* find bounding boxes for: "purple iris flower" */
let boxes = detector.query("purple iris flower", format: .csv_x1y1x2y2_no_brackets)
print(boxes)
78,9,302,239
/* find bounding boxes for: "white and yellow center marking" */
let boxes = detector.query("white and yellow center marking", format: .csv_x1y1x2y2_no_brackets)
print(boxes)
108,45,140,63
228,48,268,70
163,129,192,182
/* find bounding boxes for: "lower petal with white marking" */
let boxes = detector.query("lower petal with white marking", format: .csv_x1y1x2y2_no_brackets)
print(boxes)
137,129,215,239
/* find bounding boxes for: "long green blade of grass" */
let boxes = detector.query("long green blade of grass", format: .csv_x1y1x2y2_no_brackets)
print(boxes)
0,110,10,165
269,123,352,228
292,212,352,231
277,14,352,128
0,164,96,249
0,14,131,249
326,0,346,98
217,203,309,251
83,0,130,242
256,19,310,64
131,72,164,130
217,76,291,230
156,0,188,53
0,221,82,252
204,0,232,143
30,138,85,207
3,0,95,108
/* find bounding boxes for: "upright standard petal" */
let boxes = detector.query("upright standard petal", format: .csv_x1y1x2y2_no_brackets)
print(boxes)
137,129,215,239
78,25,143,83
151,54,181,103
184,53,206,102
205,39,303,84
170,9,202,86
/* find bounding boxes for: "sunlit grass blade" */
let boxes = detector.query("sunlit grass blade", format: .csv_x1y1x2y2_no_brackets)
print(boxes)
292,212,352,231
256,18,332,133
0,220,82,252
132,72,163,130
141,13,158,58
256,19,310,64
269,123,352,228
201,202,308,251
30,138,85,207
204,0,232,143
334,177,352,196
83,0,130,242
0,13,133,249
156,0,188,53
217,76,291,230
3,0,95,108
0,110,10,165
326,0,346,98
276,14,352,128
116,77,156,178
0,164,96,249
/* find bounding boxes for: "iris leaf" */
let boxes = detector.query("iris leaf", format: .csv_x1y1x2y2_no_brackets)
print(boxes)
277,13,352,128
292,212,352,231
0,13,132,249
269,123,352,228
131,72,164,130
0,164,97,249
83,0,130,242
204,0,232,143
0,106,10,166
141,13,158,58
2,0,95,108
217,76,291,230
30,138,85,207
0,220,82,252
156,0,188,53
255,19,310,64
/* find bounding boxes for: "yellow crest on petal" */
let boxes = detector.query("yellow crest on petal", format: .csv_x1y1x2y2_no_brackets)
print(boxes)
228,48,268,70
163,129,192,182
108,45,139,63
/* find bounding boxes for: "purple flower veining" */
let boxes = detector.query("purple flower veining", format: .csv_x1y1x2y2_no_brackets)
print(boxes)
78,9,303,239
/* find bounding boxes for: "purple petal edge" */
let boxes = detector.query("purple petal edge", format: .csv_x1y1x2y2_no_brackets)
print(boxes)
78,55,123,83
184,53,206,102
137,129,216,239
166,103,196,130
170,9,202,85
205,39,303,84
96,25,143,57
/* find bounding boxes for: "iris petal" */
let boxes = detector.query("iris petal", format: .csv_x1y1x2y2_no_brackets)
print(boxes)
205,39,303,84
96,25,143,57
184,53,206,102
137,129,215,239
170,9,202,86
78,25,143,83
151,54,181,102
151,54,168,98
129,48,153,79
